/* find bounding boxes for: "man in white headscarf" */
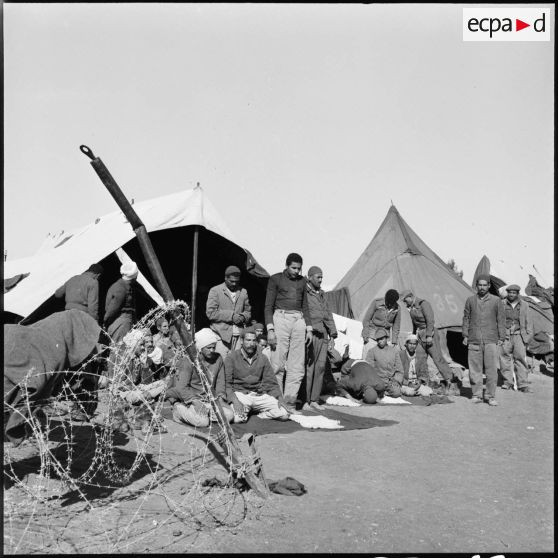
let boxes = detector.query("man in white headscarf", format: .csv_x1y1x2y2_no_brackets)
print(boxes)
104,261,139,344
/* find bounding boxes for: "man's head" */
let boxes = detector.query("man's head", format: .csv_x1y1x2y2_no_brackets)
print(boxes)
285,253,303,279
241,328,258,356
155,317,169,335
405,333,418,355
224,265,241,290
400,289,414,307
87,263,104,279
257,334,268,348
375,328,389,348
362,386,379,404
476,275,491,296
195,328,220,362
253,323,264,336
506,284,521,303
123,329,146,356
385,289,400,309
308,266,323,290
144,333,155,353
120,261,138,282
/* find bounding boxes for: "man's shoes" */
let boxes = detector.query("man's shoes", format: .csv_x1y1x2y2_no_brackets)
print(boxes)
471,396,483,403
519,386,532,393
302,403,314,412
501,384,512,390
309,401,325,411
487,399,499,406
274,415,291,422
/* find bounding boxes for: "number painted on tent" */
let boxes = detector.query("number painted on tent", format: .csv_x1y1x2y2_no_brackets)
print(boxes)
445,294,458,313
433,293,445,311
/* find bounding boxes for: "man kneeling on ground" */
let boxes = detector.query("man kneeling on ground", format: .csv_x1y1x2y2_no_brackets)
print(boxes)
335,357,386,404
166,328,234,427
365,328,404,397
399,333,433,396
225,328,290,422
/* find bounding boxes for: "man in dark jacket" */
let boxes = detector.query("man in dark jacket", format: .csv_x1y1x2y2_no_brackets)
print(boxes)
499,285,533,393
302,266,338,411
206,265,252,359
264,253,313,413
462,275,506,405
225,329,289,422
361,289,401,354
104,261,139,344
54,263,103,323
401,289,458,395
336,358,386,404
166,328,233,427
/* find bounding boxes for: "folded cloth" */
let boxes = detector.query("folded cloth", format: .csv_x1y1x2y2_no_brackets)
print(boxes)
377,395,412,405
323,395,361,407
289,414,344,429
268,477,307,496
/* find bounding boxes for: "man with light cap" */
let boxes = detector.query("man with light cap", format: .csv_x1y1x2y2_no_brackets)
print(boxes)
166,327,234,427
365,328,404,397
399,333,429,396
302,266,338,411
462,275,506,405
104,261,139,345
400,289,459,395
264,252,313,413
361,289,401,355
206,265,252,360
499,284,533,393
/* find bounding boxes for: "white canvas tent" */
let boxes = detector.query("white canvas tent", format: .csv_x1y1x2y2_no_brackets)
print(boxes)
4,187,268,324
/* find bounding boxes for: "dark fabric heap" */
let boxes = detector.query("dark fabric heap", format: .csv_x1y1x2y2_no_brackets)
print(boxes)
4,309,101,445
268,477,307,496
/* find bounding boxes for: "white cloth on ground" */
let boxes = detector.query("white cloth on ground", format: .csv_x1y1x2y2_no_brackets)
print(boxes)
289,414,344,429
323,395,361,407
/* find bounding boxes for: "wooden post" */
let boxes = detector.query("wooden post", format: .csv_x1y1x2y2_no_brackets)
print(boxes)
191,225,199,335
80,145,268,498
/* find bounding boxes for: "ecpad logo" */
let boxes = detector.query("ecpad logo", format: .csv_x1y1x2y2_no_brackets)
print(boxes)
463,8,551,41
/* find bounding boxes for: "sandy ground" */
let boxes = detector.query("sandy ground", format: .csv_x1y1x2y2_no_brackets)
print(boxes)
4,370,554,554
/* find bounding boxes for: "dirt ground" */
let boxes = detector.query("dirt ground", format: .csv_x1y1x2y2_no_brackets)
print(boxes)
4,369,554,554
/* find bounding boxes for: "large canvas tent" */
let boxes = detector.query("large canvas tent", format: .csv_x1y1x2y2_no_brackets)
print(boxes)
335,205,474,363
3,187,269,326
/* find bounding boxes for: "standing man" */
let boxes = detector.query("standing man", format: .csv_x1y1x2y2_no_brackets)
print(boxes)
303,266,338,411
54,263,103,323
500,284,533,393
361,289,401,355
365,328,404,397
265,253,313,413
206,265,252,360
462,275,506,406
401,289,458,395
104,261,139,344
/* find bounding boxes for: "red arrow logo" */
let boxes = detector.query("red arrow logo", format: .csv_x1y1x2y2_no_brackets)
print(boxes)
516,19,530,31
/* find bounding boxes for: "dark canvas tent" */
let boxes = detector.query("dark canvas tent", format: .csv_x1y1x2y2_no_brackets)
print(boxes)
324,287,355,319
3,187,269,327
335,205,474,364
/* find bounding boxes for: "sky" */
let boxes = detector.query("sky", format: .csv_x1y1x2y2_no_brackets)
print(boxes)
4,3,554,289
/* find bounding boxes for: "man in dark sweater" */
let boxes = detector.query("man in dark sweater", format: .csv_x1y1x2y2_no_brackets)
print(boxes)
166,328,234,427
336,358,386,404
462,275,506,406
303,266,338,411
225,329,289,422
401,289,458,395
265,253,313,413
54,263,103,323
104,261,139,344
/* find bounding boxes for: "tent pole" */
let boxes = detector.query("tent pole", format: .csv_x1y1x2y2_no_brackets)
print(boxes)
191,225,199,334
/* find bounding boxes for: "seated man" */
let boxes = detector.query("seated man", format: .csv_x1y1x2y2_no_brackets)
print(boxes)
399,333,430,396
257,334,272,362
365,328,404,397
153,317,181,372
225,328,290,422
336,358,386,404
253,323,265,337
166,328,234,428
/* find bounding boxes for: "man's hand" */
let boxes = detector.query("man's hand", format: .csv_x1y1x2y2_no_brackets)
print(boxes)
267,330,277,349
191,399,206,416
305,329,313,345
278,398,292,414
231,396,246,417
328,338,335,351
497,340,504,346
425,336,433,347
232,313,244,326
462,337,468,346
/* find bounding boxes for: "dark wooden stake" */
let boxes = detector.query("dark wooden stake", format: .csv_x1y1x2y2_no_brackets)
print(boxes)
191,224,199,335
79,145,268,498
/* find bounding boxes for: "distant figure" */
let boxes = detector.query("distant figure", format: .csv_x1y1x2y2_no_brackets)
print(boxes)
206,266,252,360
499,284,533,393
303,266,338,412
166,328,234,427
54,263,103,323
361,289,401,355
153,317,181,371
365,328,404,397
462,275,506,406
401,289,458,395
104,261,139,344
265,252,313,413
225,329,289,423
